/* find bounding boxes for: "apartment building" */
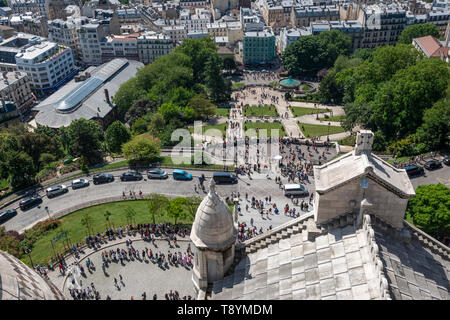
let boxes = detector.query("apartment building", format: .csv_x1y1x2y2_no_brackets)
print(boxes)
15,40,76,94
48,17,90,62
162,25,187,45
179,8,210,32
291,5,340,28
243,29,276,64
9,12,48,37
179,0,208,8
0,71,34,117
100,33,139,63
278,26,311,52
358,4,406,48
137,31,173,64
0,33,43,72
117,8,142,24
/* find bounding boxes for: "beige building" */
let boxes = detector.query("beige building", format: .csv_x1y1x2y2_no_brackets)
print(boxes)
0,25,15,40
137,31,173,65
0,71,34,117
291,5,340,28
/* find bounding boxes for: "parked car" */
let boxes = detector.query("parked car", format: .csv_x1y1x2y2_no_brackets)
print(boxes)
213,172,238,184
93,173,114,184
46,185,69,198
72,179,90,189
120,171,143,181
444,157,449,166
284,184,309,197
172,169,193,181
147,168,168,179
424,160,443,171
404,165,424,177
19,195,42,211
0,209,17,224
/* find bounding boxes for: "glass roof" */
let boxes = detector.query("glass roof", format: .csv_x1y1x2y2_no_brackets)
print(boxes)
54,77,104,113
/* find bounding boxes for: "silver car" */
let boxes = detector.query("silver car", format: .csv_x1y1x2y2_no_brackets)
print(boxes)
147,168,168,179
72,178,90,189
46,185,69,198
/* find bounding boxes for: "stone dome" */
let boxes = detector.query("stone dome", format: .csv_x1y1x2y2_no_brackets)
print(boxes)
0,249,65,300
190,179,236,250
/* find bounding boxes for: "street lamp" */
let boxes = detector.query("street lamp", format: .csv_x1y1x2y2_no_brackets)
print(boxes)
45,206,51,220
327,122,331,142
24,248,33,267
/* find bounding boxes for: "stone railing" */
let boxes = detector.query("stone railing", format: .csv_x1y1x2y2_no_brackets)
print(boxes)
240,212,315,254
362,214,391,300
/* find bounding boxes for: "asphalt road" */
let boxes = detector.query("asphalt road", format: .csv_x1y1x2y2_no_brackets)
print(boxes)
1,163,449,234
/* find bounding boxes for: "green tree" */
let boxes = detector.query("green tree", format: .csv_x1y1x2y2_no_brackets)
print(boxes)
131,116,149,136
104,120,131,153
124,207,136,226
17,132,62,171
147,113,165,136
167,197,188,225
113,77,147,116
65,118,103,164
398,23,440,45
122,134,161,163
183,196,202,219
416,99,450,150
80,213,94,235
187,94,215,120
124,97,157,125
222,56,236,75
146,193,170,224
205,54,231,102
406,184,450,237
351,48,374,61
104,210,112,229
5,151,35,189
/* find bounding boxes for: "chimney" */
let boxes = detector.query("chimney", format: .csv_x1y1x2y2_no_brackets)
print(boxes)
354,130,374,156
104,88,110,104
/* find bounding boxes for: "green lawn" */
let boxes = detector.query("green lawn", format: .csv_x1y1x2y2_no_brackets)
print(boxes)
244,122,286,137
232,82,245,89
23,199,196,265
214,108,231,117
0,179,9,189
290,106,330,117
301,84,312,91
298,122,346,138
324,115,346,122
244,105,278,117
188,123,228,136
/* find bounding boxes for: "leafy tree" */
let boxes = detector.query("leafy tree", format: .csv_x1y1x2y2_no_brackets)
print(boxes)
104,211,112,229
5,151,35,189
187,94,215,120
157,102,184,121
124,97,157,125
351,48,374,61
80,213,94,235
113,77,147,116
17,132,62,170
121,134,161,163
167,197,188,225
183,196,202,219
146,193,170,225
166,87,196,108
416,99,450,150
223,56,236,75
104,120,131,153
34,125,57,139
176,37,218,83
205,54,231,102
147,113,165,136
406,184,450,237
282,30,351,76
65,118,103,164
398,23,440,45
131,116,149,136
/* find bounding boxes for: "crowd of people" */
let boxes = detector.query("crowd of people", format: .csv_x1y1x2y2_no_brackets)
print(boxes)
243,70,278,82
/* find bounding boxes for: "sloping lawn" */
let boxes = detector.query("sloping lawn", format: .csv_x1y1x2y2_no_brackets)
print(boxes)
215,108,230,117
244,105,278,117
244,122,286,137
298,122,346,138
188,123,228,136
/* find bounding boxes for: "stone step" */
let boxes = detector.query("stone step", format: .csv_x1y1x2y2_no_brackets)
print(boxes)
282,230,288,238
293,225,301,233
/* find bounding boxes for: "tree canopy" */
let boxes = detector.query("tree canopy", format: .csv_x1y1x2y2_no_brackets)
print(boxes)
397,23,440,45
121,134,161,163
104,120,131,153
282,30,352,76
65,118,104,164
406,184,450,237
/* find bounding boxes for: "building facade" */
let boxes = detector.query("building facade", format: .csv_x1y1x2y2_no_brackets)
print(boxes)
243,29,276,65
137,31,173,65
0,71,34,117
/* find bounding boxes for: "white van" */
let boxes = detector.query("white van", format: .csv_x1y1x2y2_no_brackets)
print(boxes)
284,184,308,197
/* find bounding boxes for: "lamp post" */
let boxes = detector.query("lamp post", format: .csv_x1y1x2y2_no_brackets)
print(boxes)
327,122,330,143
24,248,33,267
45,206,51,220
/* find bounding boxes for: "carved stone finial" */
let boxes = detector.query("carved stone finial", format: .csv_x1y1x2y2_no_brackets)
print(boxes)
209,178,216,195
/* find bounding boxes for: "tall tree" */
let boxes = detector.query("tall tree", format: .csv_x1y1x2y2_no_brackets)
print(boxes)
121,134,161,163
205,54,231,102
416,99,450,150
124,97,157,125
104,120,131,153
65,118,103,164
187,94,215,120
146,193,169,225
397,23,440,45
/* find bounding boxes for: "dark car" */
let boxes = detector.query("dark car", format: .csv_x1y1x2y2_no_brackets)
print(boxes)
19,195,42,211
404,165,424,177
147,168,168,179
213,172,238,184
93,173,114,184
424,160,443,171
120,171,143,181
0,209,17,224
444,157,450,166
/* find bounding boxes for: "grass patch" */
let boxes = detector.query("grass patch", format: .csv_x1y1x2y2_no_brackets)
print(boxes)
290,106,330,117
21,199,195,265
0,179,9,189
188,123,228,136
244,105,278,117
214,108,230,117
324,115,346,122
338,135,356,147
244,122,286,137
301,84,312,91
298,122,346,138
232,82,245,89
268,81,278,87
